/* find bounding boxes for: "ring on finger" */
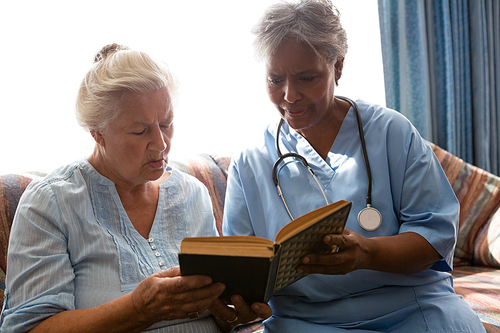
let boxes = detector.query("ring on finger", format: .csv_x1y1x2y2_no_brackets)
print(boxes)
226,315,238,324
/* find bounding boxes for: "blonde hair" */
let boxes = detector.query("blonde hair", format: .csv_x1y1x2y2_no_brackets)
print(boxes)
76,43,178,132
252,0,348,65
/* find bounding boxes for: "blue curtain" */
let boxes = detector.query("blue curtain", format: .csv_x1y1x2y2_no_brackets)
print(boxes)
378,0,500,174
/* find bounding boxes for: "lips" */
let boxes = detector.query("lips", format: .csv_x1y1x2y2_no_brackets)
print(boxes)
282,106,308,117
146,158,165,169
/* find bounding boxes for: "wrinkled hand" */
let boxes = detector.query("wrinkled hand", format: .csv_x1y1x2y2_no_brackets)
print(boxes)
209,295,272,332
130,266,225,325
297,228,371,275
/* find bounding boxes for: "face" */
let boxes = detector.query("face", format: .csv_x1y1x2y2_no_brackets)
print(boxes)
266,40,343,134
92,86,174,187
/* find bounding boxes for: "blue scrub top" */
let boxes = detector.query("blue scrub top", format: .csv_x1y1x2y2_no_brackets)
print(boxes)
222,100,485,332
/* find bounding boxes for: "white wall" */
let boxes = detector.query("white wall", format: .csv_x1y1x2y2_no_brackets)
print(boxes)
0,0,385,174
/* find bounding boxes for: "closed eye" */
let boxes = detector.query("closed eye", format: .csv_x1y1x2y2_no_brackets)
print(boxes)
300,76,315,82
268,77,283,84
160,121,173,130
132,129,146,135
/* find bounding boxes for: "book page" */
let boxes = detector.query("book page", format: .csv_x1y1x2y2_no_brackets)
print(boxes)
273,201,351,293
180,236,275,257
275,200,351,244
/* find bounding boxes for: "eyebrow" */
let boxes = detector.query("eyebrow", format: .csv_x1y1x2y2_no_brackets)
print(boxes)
129,117,173,128
267,70,317,76
161,114,174,123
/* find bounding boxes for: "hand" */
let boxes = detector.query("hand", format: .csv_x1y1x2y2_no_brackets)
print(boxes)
296,229,442,275
130,266,226,325
209,295,272,332
297,228,370,275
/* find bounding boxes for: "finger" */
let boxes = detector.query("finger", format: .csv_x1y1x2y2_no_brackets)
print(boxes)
165,275,214,294
251,302,273,320
302,251,343,266
154,266,181,278
209,298,237,322
322,233,348,247
297,253,354,275
173,283,226,319
231,294,250,312
171,282,226,304
230,295,252,322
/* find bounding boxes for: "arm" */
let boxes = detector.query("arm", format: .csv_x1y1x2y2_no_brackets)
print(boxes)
299,117,457,276
27,267,225,333
4,178,224,333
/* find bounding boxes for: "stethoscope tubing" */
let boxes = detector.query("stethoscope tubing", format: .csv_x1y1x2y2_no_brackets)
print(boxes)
273,96,373,208
272,96,380,229
339,96,373,207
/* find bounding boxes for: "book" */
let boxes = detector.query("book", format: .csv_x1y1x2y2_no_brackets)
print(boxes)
178,200,352,304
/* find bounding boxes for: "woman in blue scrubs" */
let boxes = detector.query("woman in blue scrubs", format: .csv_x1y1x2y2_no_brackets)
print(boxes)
214,0,486,332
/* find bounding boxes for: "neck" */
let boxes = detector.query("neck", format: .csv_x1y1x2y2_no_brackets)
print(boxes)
297,98,351,160
87,146,159,195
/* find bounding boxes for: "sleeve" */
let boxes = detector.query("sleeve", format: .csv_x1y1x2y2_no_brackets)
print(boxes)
391,124,459,271
1,181,76,332
222,157,255,237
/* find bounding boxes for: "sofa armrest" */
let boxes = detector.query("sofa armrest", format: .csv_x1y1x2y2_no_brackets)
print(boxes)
0,174,37,303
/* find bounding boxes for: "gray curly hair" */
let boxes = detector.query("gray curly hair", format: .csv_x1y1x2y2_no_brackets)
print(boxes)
76,43,178,132
252,0,348,65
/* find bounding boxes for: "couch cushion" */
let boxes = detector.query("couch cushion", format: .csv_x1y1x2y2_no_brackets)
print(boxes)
169,154,231,236
429,143,500,266
452,266,500,331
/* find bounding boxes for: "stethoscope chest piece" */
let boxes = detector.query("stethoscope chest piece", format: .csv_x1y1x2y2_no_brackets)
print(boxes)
358,206,382,231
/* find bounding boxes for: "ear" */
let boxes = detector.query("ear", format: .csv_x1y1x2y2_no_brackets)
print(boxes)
90,130,105,147
334,57,344,85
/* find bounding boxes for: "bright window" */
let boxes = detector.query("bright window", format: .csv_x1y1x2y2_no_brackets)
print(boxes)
0,0,384,174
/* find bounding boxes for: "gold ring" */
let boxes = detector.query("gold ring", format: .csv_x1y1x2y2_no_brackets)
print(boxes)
226,315,238,324
187,311,199,319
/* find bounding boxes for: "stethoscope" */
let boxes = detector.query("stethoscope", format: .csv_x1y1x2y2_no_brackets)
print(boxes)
272,96,382,231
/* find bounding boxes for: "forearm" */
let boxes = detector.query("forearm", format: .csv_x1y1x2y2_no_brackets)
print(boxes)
299,230,443,276
364,232,442,274
27,293,151,333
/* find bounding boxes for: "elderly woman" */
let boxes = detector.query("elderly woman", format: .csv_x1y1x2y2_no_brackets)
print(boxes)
0,44,268,333
218,1,486,332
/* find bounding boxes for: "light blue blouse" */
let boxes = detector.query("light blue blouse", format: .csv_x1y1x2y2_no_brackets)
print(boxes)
1,160,220,333
223,100,485,332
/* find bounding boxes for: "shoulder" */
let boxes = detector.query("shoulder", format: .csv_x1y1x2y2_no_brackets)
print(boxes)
230,122,278,170
12,161,95,237
356,100,413,130
356,99,427,149
19,160,113,222
22,160,88,198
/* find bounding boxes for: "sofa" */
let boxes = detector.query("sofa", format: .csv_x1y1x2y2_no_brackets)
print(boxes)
1,143,499,332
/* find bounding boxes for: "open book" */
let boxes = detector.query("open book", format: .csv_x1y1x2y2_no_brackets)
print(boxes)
179,200,351,304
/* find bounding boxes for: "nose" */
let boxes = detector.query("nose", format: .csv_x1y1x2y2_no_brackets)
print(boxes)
284,81,301,103
148,124,167,152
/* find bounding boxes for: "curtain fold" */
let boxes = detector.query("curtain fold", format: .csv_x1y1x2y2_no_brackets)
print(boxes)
378,0,500,174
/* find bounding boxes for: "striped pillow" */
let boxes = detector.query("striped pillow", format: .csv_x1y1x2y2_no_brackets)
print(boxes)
429,143,500,266
169,154,231,236
474,207,500,267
